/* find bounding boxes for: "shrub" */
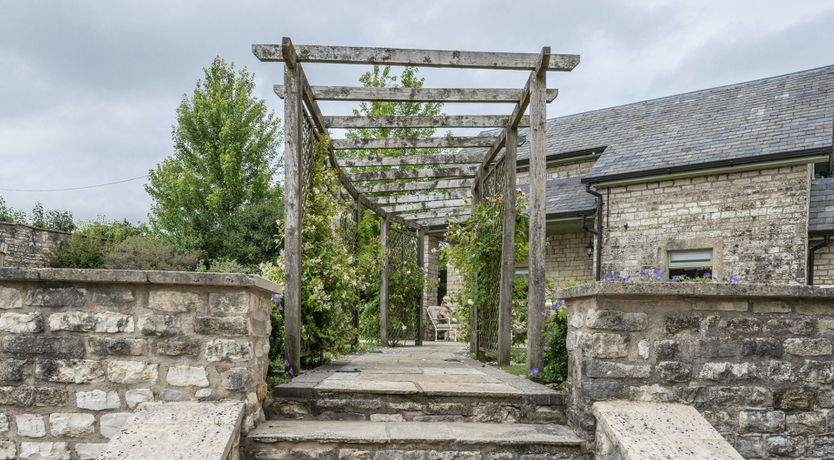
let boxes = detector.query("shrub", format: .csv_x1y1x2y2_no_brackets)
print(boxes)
102,235,199,271
48,234,106,268
199,258,256,274
538,301,569,386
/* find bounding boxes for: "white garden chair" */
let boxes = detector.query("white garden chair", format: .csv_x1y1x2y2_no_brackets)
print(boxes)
426,305,459,341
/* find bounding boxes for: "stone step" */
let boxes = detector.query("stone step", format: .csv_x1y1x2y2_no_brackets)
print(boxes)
244,420,585,459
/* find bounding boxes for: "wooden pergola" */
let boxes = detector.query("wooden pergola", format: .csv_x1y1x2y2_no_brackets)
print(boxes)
253,38,579,372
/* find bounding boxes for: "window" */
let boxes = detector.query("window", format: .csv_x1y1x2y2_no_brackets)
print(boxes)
668,249,713,279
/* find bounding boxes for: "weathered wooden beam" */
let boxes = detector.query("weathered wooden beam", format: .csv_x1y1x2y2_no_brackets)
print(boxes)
341,152,484,168
401,208,471,221
527,49,550,373
411,215,469,227
282,44,303,373
253,42,580,71
324,115,530,128
359,178,475,194
351,166,477,182
371,189,470,205
380,218,390,346
332,136,497,150
274,85,558,103
382,198,467,214
497,127,518,366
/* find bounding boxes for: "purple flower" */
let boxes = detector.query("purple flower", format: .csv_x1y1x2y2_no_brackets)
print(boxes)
703,272,712,279
531,367,540,375
271,294,282,304
729,276,738,283
604,274,614,282
289,366,294,379
283,358,290,368
654,274,662,281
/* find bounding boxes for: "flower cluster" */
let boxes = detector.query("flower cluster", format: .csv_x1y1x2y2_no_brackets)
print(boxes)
603,267,739,284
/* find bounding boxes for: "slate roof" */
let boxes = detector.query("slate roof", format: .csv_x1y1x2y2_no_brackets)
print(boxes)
517,177,596,217
810,178,834,234
509,65,834,182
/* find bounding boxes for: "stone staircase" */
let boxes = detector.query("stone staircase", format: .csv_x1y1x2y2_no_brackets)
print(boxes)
244,343,586,459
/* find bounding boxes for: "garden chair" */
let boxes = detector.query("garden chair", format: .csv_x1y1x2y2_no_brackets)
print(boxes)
426,305,459,341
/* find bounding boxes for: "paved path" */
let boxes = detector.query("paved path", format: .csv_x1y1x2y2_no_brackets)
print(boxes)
277,341,559,402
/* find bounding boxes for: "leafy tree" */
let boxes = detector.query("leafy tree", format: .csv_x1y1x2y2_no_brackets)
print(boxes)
0,197,74,232
0,197,28,225
146,56,282,266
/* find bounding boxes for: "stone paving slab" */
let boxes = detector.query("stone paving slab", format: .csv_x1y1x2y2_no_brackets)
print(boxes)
98,401,244,460
249,420,583,446
593,401,743,460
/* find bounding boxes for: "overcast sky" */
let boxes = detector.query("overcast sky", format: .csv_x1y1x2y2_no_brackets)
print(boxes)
2,0,833,224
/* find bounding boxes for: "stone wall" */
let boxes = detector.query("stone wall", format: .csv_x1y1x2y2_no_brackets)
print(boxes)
517,158,596,183
0,223,70,268
812,242,834,286
546,231,594,286
600,164,812,285
560,283,834,459
0,268,276,460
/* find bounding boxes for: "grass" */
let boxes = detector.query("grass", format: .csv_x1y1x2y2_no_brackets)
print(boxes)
499,363,529,377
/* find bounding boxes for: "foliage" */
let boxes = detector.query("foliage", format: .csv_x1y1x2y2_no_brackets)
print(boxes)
445,192,528,341
198,258,255,274
537,300,569,386
512,275,529,347
261,136,359,367
604,267,739,284
146,56,282,266
47,219,146,269
102,235,199,271
0,197,75,232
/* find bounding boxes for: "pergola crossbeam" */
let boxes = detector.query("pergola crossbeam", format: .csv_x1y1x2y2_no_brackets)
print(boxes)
253,42,580,71
275,85,558,103
358,178,475,194
351,166,476,182
325,115,530,129
333,136,497,150
370,189,470,205
341,152,484,167
381,198,467,213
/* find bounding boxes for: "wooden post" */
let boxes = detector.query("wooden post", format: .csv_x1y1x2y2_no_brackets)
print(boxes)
352,197,361,347
469,188,480,354
283,61,303,373
527,60,548,372
380,217,390,346
498,128,518,366
416,228,425,346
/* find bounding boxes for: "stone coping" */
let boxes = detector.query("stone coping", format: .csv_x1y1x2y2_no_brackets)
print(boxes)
557,282,834,300
0,267,281,294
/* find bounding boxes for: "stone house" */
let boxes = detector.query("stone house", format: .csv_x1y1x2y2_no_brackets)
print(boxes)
446,64,834,296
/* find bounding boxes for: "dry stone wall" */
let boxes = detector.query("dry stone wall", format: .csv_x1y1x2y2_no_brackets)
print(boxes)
560,283,834,459
0,268,276,460
0,223,69,268
600,164,812,285
546,231,594,286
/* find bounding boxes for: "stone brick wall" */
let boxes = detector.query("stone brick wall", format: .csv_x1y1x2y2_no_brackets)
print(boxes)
600,164,812,285
546,231,594,287
0,223,70,268
812,242,834,286
516,158,596,184
0,268,276,460
560,283,834,459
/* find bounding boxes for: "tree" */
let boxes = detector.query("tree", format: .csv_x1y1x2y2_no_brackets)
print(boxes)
146,57,282,267
0,197,74,232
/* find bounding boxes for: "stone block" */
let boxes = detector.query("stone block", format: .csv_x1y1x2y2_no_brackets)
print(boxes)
741,337,783,357
702,386,770,407
75,443,108,460
695,338,737,358
765,435,803,458
1,335,84,358
208,291,249,314
637,340,649,359
0,413,6,433
107,360,159,384
25,287,86,308
580,381,627,400
167,365,209,387
87,337,147,356
0,287,22,309
16,414,46,438
49,412,96,437
162,389,190,401
654,340,680,360
767,360,797,383
693,300,748,312
784,337,832,356
91,287,135,307
0,359,26,383
125,389,154,409
34,387,67,406
799,360,834,384
664,315,700,334
100,412,131,438
582,332,628,358
699,362,760,381
195,388,213,400
95,311,135,333
734,435,763,458
205,339,252,362
776,388,815,410
19,442,70,460
723,317,762,334
220,367,250,391
585,309,647,331
148,289,201,313
656,361,692,382
194,316,248,335
0,311,43,333
48,311,134,333
76,389,121,410
0,386,34,406
786,411,826,434
585,360,651,379
817,390,834,408
154,338,199,356
738,409,784,433
35,359,105,383
138,315,179,337
0,441,13,460
751,300,791,314
767,317,816,335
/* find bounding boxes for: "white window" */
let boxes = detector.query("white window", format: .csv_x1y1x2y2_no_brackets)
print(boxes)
667,249,713,279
